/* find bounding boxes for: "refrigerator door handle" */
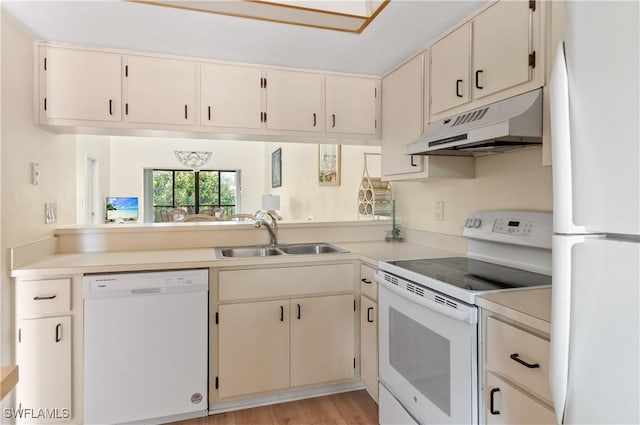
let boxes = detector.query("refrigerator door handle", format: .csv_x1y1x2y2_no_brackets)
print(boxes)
550,42,587,235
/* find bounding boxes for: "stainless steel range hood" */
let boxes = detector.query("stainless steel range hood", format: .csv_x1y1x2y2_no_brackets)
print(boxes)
406,89,543,156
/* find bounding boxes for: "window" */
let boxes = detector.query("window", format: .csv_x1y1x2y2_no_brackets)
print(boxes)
147,169,240,222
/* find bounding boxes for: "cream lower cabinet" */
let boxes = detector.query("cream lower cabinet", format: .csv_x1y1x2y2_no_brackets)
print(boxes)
218,300,290,398
214,263,355,400
218,294,354,398
359,263,378,401
15,277,73,424
16,317,72,424
482,313,555,424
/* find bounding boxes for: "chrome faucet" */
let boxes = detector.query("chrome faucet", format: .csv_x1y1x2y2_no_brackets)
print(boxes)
253,211,278,246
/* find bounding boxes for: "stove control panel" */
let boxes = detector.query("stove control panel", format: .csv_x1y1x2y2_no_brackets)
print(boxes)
492,218,533,235
463,210,552,249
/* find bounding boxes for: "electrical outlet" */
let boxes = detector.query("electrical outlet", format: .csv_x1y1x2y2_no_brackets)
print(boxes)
435,201,444,221
45,202,57,224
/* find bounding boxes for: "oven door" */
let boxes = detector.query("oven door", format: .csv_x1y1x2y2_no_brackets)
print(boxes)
377,273,478,425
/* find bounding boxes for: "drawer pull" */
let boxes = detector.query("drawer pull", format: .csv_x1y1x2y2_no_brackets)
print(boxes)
489,388,500,415
33,295,57,301
367,307,374,323
510,353,540,369
360,278,372,284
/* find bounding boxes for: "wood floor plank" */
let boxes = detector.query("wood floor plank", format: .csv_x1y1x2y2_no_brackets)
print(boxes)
171,391,377,425
329,391,378,425
298,395,342,424
269,400,310,425
234,405,274,425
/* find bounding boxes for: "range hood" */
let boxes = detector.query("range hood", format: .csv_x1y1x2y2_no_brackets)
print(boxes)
406,88,543,156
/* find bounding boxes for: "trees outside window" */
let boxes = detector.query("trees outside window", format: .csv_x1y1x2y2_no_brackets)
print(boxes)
152,169,239,222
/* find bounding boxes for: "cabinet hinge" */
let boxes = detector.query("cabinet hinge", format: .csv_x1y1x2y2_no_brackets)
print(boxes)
529,0,536,11
125,65,128,77
529,51,536,68
375,119,377,129
18,328,21,343
263,78,267,88
125,103,129,115
354,300,356,311
260,112,267,123
374,87,377,98
215,312,219,325
44,57,47,71
215,376,219,389
44,98,47,111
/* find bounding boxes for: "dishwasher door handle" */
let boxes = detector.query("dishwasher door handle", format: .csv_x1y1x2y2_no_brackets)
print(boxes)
131,287,164,295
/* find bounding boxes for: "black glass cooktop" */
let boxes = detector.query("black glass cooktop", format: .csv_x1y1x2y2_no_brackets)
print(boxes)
388,257,551,292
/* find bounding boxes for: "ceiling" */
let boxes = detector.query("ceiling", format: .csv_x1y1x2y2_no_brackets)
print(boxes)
2,0,487,76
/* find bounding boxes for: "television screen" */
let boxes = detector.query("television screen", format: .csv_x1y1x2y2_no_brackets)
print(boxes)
106,197,139,222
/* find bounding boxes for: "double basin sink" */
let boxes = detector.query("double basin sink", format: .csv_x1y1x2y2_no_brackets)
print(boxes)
216,242,348,259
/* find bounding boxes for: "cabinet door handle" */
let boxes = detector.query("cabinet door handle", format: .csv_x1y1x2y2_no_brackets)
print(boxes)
475,70,484,89
360,278,372,284
456,79,463,97
280,305,284,322
312,113,317,127
185,105,188,120
331,114,336,128
55,323,62,343
297,303,301,320
208,106,211,121
411,155,419,167
367,307,374,323
510,353,540,368
489,388,500,415
109,99,113,115
33,294,57,301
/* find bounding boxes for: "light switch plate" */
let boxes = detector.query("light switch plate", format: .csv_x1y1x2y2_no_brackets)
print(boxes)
45,202,57,224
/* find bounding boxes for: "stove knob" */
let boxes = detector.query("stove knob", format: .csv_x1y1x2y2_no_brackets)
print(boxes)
472,218,482,228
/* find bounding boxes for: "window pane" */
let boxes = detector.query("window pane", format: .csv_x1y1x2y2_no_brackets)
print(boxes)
221,172,237,206
199,171,219,206
174,171,195,211
153,171,174,206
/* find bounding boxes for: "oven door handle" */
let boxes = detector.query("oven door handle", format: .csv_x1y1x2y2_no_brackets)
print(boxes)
375,275,477,324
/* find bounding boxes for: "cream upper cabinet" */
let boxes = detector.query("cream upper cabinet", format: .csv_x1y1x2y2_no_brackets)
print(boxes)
472,1,533,100
265,70,323,132
325,76,379,135
381,53,475,181
40,46,121,123
381,54,425,177
290,294,355,387
430,23,472,115
125,55,196,126
16,316,72,424
218,300,290,398
200,64,263,129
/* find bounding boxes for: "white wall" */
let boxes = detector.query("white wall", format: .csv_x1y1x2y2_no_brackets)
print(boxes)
393,148,553,235
1,13,77,363
76,135,110,224
108,137,267,219
264,143,381,221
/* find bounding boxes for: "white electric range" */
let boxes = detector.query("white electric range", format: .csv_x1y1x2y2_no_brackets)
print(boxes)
376,210,552,425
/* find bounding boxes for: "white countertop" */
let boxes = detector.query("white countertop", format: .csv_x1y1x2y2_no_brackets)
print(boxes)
477,288,552,334
11,241,464,278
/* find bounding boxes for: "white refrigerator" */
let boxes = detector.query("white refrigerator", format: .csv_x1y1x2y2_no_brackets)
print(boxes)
549,1,639,424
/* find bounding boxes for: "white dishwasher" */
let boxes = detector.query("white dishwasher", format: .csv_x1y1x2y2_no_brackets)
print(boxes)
83,269,208,425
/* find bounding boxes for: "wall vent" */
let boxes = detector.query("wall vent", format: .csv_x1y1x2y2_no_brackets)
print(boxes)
451,107,489,127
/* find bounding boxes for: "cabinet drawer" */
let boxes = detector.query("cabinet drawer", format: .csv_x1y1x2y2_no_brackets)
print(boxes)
485,372,556,425
360,263,377,301
16,279,71,316
219,263,353,301
486,317,551,402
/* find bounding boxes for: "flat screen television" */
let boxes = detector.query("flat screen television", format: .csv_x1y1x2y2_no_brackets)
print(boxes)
105,197,139,222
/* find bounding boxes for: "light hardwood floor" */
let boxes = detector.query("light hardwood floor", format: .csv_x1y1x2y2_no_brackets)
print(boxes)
170,390,379,425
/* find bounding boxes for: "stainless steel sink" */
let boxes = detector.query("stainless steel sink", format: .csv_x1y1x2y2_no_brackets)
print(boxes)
218,246,285,258
277,243,347,255
216,243,348,258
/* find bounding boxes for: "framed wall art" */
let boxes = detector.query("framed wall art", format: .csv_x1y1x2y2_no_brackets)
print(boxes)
271,148,282,188
318,144,341,186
